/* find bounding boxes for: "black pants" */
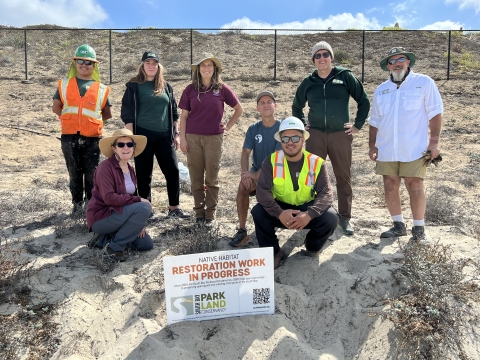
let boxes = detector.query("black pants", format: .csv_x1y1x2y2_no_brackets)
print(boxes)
134,126,180,205
61,134,100,204
251,201,339,254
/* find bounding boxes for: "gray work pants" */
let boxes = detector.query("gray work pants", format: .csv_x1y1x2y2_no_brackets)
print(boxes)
91,202,153,252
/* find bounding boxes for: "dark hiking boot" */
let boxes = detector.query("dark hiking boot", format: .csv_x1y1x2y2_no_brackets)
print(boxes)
303,239,322,257
380,221,407,238
411,226,429,244
87,233,100,249
104,246,126,262
338,220,354,235
229,228,249,247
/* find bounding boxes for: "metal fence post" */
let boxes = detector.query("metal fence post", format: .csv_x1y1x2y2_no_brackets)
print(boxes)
447,30,451,80
190,29,193,79
361,30,365,83
274,30,277,81
109,29,112,84
24,29,28,80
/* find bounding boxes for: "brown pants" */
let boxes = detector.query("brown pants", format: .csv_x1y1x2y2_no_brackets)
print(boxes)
186,133,223,220
306,128,353,221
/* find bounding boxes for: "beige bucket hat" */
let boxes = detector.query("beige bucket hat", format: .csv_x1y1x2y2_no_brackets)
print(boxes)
190,53,222,74
99,129,147,158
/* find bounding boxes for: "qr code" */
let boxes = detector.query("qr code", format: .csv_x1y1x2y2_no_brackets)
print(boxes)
253,288,270,305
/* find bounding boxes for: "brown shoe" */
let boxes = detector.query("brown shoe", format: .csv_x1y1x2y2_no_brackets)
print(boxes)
274,250,284,269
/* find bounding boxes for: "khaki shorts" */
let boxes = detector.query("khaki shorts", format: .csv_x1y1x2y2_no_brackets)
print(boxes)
376,157,426,178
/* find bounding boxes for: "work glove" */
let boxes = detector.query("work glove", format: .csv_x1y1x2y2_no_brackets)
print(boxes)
422,150,443,167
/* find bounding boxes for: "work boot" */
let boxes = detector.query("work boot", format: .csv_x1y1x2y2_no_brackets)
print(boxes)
104,246,127,262
229,228,249,248
303,238,322,257
380,221,407,238
338,219,354,235
411,226,429,244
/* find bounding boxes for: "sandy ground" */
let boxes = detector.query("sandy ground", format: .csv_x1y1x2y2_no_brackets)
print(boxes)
1,33,480,359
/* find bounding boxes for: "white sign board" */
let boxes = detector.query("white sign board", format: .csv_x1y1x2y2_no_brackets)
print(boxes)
164,248,275,325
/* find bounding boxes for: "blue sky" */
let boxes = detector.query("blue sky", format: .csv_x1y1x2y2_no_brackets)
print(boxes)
1,0,479,30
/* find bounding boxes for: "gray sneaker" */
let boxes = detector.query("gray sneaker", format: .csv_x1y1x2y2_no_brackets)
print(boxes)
411,226,429,243
229,228,249,247
380,221,407,238
338,220,354,235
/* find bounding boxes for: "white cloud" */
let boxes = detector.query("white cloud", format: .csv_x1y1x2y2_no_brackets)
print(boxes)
394,2,408,12
420,20,464,30
221,13,381,32
366,7,381,14
0,0,108,27
445,0,480,13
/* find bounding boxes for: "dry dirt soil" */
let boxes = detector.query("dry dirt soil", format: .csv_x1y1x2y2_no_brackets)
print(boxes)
1,29,480,360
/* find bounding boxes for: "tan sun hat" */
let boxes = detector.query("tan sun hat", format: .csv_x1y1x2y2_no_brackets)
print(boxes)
99,129,147,158
190,52,222,74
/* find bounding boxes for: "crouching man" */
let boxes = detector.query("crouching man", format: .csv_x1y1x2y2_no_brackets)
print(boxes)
251,117,338,269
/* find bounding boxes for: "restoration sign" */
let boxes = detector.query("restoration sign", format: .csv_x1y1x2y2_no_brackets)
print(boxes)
164,248,274,325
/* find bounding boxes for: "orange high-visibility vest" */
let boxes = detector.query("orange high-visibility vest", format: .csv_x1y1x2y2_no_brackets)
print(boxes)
58,77,110,137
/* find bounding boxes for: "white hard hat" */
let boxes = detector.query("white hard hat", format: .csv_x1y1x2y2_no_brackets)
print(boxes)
274,116,310,142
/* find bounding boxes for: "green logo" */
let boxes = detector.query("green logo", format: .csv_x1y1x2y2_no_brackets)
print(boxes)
170,296,194,316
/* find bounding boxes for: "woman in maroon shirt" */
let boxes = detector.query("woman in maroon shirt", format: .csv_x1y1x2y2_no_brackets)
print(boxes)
86,129,152,262
178,53,243,223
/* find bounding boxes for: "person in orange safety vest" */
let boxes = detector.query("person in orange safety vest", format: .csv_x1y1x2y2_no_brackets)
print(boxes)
52,44,112,213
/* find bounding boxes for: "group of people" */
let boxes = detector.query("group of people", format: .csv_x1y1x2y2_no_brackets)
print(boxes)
53,41,443,267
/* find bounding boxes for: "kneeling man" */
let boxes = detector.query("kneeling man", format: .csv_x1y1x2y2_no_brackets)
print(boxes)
251,117,338,269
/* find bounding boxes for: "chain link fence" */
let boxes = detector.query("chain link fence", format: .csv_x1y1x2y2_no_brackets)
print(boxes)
1,28,479,85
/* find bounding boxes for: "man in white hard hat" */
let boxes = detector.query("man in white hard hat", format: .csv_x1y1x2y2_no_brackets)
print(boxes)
251,117,339,269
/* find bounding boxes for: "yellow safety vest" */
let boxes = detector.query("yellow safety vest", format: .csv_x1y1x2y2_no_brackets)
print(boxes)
271,150,323,205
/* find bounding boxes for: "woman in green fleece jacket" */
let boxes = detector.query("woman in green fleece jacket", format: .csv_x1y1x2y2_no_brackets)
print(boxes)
292,41,370,236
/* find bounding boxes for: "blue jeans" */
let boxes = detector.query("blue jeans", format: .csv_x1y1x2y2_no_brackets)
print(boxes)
91,202,153,252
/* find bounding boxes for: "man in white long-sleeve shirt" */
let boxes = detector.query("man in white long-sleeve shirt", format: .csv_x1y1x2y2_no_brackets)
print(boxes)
369,47,443,242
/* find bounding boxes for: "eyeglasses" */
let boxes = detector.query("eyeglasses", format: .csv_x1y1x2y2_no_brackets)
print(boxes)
313,52,331,60
387,57,408,65
281,135,302,144
115,142,135,148
76,59,94,66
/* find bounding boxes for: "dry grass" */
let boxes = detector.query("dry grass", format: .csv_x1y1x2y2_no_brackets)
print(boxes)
0,303,60,360
162,223,222,256
0,239,30,304
382,241,480,359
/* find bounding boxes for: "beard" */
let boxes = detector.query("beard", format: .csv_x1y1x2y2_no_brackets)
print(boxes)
283,145,303,159
391,68,406,82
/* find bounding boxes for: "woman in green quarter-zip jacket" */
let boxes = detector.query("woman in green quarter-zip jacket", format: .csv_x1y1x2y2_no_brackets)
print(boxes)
292,41,370,236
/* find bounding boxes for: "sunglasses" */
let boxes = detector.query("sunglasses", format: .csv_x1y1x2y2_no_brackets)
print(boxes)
115,142,135,148
388,57,408,65
313,52,331,59
76,59,94,66
281,135,302,144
